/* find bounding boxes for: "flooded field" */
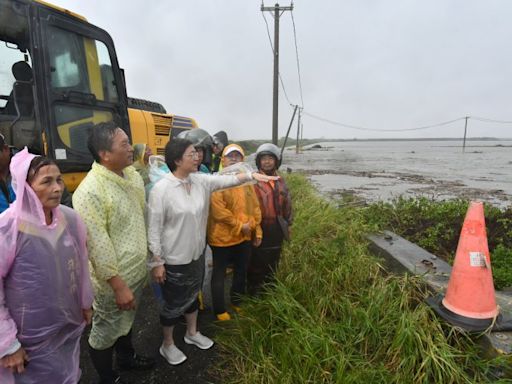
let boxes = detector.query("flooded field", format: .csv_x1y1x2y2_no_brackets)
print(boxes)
281,140,512,207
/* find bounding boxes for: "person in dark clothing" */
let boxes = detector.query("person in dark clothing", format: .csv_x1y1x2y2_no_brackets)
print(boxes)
211,131,228,173
0,133,15,214
248,143,293,295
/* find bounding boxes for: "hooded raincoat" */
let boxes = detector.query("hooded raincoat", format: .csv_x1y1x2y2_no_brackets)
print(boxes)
0,148,94,384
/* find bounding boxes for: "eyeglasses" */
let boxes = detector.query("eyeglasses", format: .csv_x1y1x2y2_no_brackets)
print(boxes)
183,150,199,159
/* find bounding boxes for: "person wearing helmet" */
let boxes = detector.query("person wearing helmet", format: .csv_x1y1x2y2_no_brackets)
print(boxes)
177,128,213,173
207,144,262,321
211,131,228,173
248,143,293,295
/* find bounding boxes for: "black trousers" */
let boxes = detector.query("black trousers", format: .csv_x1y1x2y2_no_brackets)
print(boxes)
210,241,251,315
247,246,282,295
159,258,202,326
88,330,135,382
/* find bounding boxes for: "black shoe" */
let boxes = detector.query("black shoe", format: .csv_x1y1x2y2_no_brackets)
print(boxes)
117,353,156,371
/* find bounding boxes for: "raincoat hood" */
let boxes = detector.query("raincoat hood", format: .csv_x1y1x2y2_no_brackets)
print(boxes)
0,148,60,268
7,147,56,226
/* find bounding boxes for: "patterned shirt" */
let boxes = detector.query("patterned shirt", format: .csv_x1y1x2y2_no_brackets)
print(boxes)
73,162,147,293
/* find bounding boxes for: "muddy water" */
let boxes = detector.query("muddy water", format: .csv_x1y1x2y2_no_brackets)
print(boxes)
280,140,512,207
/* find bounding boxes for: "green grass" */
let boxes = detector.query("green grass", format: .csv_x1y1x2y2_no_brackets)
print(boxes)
214,175,508,383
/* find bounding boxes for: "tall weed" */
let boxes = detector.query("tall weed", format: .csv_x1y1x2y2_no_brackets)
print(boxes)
214,175,506,383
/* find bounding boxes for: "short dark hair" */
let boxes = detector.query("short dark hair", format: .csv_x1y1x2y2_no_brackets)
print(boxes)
0,133,6,148
27,156,58,184
87,121,120,163
165,138,193,172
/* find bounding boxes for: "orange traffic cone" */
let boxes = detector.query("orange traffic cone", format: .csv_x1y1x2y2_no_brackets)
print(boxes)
428,201,498,331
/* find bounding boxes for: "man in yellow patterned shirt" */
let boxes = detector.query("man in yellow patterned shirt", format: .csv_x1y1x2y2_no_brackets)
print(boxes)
73,121,155,384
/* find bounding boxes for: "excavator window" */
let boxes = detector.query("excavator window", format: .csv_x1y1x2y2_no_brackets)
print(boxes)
46,25,120,155
0,0,37,151
47,26,119,103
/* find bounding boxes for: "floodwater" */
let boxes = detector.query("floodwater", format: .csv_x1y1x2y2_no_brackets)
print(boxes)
280,140,512,207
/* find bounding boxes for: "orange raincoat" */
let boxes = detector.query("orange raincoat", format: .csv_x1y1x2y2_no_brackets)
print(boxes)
207,184,262,247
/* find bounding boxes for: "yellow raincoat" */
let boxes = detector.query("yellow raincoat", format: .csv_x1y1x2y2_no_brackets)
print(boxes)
72,162,147,349
207,184,262,247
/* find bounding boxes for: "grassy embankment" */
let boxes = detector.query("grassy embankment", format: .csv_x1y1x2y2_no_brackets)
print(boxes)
214,174,508,383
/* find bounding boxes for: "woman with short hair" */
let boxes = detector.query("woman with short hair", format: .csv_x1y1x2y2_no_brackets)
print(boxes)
147,138,275,366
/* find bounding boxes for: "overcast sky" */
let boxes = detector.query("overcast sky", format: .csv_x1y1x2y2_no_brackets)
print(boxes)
50,0,512,140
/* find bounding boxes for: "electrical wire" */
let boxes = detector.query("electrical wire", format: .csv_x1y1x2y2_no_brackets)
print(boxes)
471,116,512,124
261,9,296,108
291,11,304,109
302,112,466,132
262,4,512,134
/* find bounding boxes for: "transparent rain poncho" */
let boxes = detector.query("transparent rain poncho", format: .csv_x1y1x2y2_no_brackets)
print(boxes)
0,148,93,384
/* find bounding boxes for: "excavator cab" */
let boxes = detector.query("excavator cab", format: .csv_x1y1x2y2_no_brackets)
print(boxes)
0,0,129,184
1,0,198,191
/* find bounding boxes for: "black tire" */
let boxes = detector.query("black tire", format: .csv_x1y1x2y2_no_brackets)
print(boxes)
127,97,167,114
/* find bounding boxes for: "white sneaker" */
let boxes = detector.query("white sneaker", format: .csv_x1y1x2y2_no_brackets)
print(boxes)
159,344,187,365
184,331,214,350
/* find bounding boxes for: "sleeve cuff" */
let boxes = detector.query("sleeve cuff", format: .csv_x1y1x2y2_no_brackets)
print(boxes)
147,255,165,269
0,339,21,359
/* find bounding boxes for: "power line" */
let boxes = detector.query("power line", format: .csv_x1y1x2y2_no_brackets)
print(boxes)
302,112,466,132
471,116,512,124
291,11,304,109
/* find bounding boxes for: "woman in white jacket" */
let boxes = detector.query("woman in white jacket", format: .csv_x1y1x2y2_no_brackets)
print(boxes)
147,138,275,366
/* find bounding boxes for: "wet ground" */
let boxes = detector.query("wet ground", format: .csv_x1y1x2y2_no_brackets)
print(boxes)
280,140,512,207
80,255,226,384
79,285,221,384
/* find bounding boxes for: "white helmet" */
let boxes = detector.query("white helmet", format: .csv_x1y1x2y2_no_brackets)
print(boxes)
255,143,281,169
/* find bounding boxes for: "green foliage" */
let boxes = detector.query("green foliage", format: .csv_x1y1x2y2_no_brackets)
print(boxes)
214,175,505,384
491,245,512,291
364,197,512,289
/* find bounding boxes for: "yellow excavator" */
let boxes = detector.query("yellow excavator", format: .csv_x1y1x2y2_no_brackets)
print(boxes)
0,0,198,191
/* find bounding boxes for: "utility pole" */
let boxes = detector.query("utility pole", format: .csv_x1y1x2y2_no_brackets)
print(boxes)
280,105,298,158
261,2,293,145
295,107,301,154
462,116,469,153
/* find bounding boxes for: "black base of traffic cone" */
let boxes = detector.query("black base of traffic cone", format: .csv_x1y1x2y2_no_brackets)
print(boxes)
427,295,495,332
